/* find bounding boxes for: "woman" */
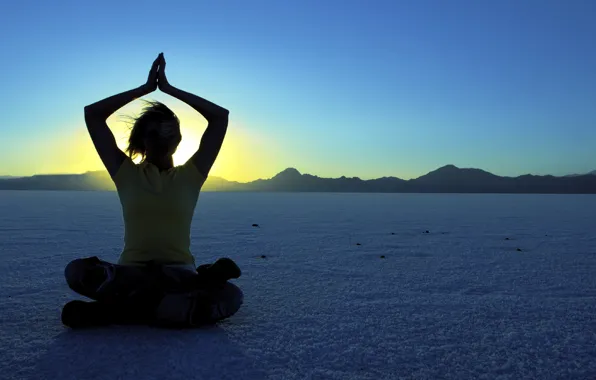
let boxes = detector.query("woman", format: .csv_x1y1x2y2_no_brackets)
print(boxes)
62,53,243,328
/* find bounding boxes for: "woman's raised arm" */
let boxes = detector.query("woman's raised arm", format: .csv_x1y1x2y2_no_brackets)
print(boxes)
157,53,229,178
84,55,160,178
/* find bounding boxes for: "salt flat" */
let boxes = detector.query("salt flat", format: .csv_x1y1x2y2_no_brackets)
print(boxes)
1,191,595,380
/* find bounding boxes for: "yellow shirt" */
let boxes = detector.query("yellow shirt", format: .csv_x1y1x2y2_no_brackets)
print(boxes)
113,158,205,266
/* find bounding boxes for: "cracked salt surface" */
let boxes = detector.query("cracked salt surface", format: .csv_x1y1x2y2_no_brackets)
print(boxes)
1,191,595,379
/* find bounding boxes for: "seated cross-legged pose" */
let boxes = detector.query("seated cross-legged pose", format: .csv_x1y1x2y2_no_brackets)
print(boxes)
62,53,243,328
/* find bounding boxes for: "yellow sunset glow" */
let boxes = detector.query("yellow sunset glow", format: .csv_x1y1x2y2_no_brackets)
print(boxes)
18,106,281,183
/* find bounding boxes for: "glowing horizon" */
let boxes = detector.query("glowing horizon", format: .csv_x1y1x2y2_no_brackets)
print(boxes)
5,101,288,183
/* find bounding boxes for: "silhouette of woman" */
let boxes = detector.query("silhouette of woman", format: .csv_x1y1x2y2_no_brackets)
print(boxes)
62,53,243,328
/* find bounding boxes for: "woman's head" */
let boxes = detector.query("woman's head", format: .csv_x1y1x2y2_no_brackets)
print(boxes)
126,100,181,161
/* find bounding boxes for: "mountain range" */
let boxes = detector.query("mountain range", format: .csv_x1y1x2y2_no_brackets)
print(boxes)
566,170,596,177
1,165,595,194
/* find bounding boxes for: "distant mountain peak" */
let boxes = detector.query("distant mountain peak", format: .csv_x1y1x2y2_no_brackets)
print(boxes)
273,168,302,179
424,164,461,176
436,164,459,171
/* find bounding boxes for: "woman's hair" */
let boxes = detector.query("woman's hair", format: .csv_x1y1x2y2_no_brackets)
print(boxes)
126,100,181,160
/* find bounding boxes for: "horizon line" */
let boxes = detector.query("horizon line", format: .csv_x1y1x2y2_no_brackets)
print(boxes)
2,164,594,183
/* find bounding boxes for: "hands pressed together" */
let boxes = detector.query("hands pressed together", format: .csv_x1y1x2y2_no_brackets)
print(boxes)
143,53,171,93
138,52,229,125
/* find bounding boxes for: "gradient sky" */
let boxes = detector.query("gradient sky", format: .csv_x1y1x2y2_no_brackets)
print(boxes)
1,0,595,181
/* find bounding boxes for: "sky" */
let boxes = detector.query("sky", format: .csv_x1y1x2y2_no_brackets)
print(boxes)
1,0,595,181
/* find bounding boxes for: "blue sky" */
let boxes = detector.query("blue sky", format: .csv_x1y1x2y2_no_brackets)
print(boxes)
1,0,595,181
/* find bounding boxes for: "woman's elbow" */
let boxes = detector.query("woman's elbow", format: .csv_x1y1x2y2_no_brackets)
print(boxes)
84,105,96,117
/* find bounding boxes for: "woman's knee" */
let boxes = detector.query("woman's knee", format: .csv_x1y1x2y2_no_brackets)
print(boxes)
64,256,102,293
65,259,85,287
217,282,244,318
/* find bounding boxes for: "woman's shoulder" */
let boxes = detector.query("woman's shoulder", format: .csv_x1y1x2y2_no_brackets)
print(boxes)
175,159,206,187
113,157,138,186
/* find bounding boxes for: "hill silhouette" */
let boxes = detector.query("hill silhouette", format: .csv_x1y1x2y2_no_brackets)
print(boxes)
566,170,596,177
1,165,595,194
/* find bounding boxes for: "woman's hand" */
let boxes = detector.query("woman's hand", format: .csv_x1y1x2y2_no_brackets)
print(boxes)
142,55,160,93
158,53,172,93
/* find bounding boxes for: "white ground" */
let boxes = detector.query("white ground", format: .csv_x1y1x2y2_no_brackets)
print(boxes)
1,191,595,380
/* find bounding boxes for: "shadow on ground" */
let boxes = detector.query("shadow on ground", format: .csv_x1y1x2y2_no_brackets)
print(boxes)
31,323,266,380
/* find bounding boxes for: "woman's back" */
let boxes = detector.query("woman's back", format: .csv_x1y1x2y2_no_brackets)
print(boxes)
114,158,206,266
